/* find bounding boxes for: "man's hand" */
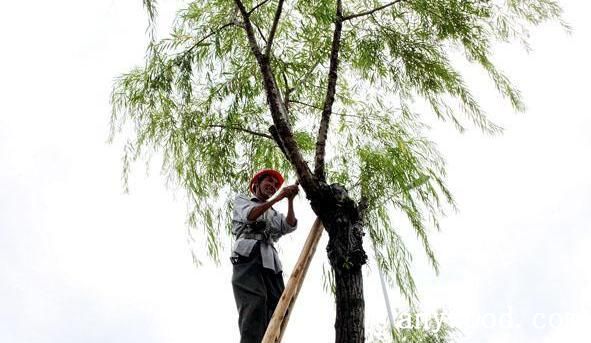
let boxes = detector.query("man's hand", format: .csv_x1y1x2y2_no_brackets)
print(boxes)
284,184,298,227
248,184,299,221
276,184,299,201
285,184,299,200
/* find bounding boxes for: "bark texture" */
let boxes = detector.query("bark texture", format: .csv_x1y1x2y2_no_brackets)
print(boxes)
335,267,365,343
309,183,368,343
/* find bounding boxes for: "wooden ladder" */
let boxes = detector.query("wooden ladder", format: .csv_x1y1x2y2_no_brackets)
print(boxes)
262,217,324,343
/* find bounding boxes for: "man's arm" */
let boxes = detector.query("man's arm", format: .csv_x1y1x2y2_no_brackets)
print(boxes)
248,184,298,221
247,196,283,221
263,185,299,240
285,197,297,227
247,186,294,221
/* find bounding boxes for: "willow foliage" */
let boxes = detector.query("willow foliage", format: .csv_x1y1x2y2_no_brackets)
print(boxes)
111,0,563,303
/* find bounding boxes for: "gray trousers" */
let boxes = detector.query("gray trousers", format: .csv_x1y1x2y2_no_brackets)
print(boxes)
231,243,285,343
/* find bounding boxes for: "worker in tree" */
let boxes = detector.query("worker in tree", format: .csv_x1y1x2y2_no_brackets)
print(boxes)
231,168,299,343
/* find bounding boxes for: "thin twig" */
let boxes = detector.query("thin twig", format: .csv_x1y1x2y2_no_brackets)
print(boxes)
290,100,350,117
342,0,405,21
291,99,396,122
187,22,236,53
186,1,273,53
292,55,324,90
207,124,273,139
248,0,271,15
253,21,268,44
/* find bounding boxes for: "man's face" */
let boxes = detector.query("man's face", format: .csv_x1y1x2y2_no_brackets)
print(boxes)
256,175,280,200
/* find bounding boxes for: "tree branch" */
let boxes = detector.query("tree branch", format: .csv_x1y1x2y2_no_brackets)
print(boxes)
207,124,273,139
253,21,268,45
269,125,292,163
285,55,324,97
314,0,344,182
234,0,318,195
234,0,264,59
342,0,405,21
185,1,273,54
291,99,323,111
290,100,349,117
265,0,285,57
281,69,293,113
248,0,271,15
187,22,236,53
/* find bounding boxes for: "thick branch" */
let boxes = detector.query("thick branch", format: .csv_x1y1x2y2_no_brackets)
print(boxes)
269,125,291,163
234,0,264,62
234,0,318,194
265,0,285,57
314,0,344,182
342,0,405,21
207,124,273,139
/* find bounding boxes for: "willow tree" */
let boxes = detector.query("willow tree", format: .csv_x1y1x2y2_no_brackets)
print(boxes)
111,1,563,342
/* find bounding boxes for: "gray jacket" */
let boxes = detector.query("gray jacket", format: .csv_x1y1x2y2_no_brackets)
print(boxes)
231,194,297,273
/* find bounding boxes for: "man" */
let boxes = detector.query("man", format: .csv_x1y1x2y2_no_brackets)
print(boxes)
231,168,299,343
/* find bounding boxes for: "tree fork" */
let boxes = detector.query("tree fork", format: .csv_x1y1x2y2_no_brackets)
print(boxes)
236,3,369,342
235,0,318,195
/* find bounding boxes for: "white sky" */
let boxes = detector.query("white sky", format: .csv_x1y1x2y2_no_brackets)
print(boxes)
1,1,590,342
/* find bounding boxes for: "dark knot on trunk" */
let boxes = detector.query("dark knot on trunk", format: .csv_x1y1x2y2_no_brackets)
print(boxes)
308,182,368,271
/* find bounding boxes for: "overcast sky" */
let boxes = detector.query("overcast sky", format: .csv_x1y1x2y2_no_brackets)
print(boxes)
1,1,590,342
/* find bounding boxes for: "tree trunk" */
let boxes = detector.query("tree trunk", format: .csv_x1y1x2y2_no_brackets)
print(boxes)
309,182,368,343
334,266,365,343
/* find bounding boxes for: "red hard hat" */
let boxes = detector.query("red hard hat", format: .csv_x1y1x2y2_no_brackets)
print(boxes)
249,169,284,194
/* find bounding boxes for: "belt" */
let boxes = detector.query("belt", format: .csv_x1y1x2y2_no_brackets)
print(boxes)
239,232,269,241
